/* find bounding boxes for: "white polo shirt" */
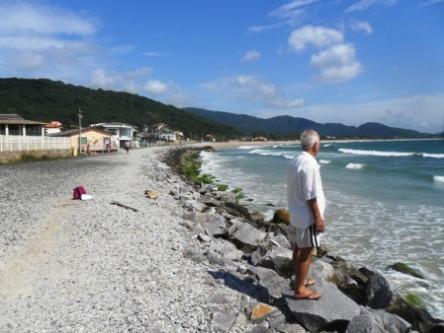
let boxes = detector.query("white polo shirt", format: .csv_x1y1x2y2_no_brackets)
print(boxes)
286,151,325,229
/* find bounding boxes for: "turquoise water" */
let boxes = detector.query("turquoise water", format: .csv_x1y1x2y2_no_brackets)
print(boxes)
200,139,444,318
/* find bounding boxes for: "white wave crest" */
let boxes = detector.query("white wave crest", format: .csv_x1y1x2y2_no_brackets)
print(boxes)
319,159,331,164
249,149,293,160
238,145,258,150
423,153,444,159
346,163,365,170
434,176,444,183
338,148,444,158
323,144,331,147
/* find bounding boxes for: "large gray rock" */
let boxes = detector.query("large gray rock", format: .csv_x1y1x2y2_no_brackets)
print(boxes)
230,222,267,252
283,261,361,332
359,267,394,309
269,234,292,250
345,308,411,333
257,246,293,278
249,266,290,302
275,323,307,333
213,309,238,332
224,201,252,220
200,214,227,237
209,239,244,261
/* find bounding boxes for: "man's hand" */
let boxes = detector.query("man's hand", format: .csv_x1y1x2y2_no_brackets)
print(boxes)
314,217,325,233
307,198,325,233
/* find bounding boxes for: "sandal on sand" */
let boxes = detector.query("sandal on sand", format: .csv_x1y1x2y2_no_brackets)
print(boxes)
305,278,316,286
293,291,321,300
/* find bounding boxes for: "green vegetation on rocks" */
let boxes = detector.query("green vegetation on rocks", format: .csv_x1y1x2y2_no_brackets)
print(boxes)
405,293,426,310
388,262,424,279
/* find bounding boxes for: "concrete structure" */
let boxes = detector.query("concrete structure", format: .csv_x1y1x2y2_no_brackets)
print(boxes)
143,123,183,142
0,114,46,137
50,127,117,153
91,122,136,148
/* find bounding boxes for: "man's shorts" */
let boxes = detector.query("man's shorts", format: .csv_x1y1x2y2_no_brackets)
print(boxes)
288,224,320,249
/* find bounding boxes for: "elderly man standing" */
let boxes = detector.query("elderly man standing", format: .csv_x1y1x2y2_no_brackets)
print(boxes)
286,129,325,300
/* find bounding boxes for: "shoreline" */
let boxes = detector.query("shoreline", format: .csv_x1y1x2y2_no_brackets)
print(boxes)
163,146,443,332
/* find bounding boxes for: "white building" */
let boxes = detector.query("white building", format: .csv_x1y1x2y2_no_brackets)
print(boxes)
91,122,137,148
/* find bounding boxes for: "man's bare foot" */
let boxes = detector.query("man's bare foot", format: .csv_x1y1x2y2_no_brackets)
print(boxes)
294,288,321,300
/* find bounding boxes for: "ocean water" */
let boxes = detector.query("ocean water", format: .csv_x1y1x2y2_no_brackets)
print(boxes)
200,139,444,318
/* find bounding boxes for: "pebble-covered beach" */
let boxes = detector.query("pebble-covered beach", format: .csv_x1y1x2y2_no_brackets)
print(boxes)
0,147,442,333
0,148,259,332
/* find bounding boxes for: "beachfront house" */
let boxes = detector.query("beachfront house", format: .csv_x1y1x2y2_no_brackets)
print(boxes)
50,127,118,153
143,123,183,142
91,122,137,148
44,121,63,135
0,114,46,137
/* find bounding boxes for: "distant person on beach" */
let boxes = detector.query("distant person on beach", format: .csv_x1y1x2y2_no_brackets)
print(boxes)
286,129,325,300
124,141,131,154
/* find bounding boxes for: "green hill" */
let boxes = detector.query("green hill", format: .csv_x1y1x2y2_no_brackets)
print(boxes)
184,107,431,138
0,78,240,139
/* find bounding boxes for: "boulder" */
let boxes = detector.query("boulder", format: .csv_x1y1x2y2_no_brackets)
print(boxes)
249,266,290,302
272,209,290,225
257,246,294,278
183,199,206,212
200,214,227,237
388,262,424,279
224,201,252,220
345,308,411,333
359,267,394,309
388,294,444,333
250,303,275,323
198,233,211,242
209,239,244,261
216,191,237,203
144,189,159,199
250,211,265,225
230,222,267,252
269,234,292,250
283,261,361,332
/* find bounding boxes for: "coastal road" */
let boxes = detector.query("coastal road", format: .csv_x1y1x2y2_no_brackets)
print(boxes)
0,149,249,332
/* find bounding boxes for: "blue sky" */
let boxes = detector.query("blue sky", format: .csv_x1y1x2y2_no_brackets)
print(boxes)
0,0,443,132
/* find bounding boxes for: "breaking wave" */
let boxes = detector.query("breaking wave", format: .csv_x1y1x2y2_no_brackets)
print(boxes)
249,149,293,160
345,163,365,170
434,176,444,183
319,159,331,164
338,148,444,158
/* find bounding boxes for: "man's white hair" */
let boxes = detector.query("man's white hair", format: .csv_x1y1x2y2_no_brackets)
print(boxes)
300,129,320,151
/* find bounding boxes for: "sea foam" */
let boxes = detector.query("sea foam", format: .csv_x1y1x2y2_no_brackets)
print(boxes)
434,176,444,183
339,148,444,158
319,159,331,164
345,163,365,170
249,149,293,160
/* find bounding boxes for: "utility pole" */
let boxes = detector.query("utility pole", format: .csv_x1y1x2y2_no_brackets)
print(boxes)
78,107,83,155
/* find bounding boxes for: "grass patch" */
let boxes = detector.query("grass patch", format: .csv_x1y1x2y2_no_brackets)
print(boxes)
217,184,228,191
232,187,243,194
178,149,215,184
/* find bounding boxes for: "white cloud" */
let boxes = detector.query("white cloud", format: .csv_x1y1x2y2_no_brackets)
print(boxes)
247,24,281,33
350,21,373,34
288,25,343,51
419,0,444,6
143,51,169,57
345,0,398,13
269,0,318,25
241,50,262,63
310,44,363,83
203,75,304,109
144,80,169,95
90,67,152,94
0,2,96,36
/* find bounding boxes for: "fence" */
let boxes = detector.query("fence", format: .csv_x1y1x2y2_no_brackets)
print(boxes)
0,135,71,153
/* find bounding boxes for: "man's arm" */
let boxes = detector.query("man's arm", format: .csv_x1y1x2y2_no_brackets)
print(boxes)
307,198,325,232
